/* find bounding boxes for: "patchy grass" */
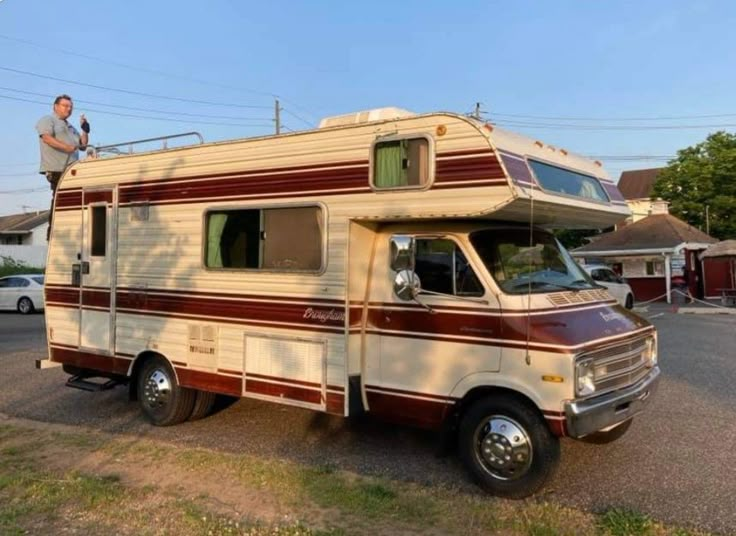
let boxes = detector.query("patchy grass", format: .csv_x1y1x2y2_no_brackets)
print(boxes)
0,422,714,536
0,256,44,277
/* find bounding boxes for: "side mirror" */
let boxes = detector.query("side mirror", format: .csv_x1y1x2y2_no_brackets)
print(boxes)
389,235,416,272
394,270,421,301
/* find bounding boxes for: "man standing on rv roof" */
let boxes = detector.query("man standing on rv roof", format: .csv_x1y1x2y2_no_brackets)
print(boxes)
36,94,90,239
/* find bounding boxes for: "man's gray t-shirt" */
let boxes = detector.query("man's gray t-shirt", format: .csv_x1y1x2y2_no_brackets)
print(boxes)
36,114,81,173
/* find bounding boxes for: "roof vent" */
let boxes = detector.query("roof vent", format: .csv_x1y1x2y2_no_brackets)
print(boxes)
318,107,415,128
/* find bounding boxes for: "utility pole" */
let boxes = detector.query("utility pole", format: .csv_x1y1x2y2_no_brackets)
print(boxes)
274,99,281,135
705,205,710,235
474,102,482,120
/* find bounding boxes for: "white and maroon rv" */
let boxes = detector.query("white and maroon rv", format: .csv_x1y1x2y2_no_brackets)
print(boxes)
38,108,659,498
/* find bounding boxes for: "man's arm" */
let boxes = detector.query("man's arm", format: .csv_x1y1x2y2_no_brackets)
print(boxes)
79,114,89,150
40,133,77,154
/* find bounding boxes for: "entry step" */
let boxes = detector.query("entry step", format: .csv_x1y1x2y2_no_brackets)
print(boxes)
66,375,122,392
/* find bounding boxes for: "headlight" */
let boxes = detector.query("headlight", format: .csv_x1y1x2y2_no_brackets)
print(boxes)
644,335,658,368
576,358,596,396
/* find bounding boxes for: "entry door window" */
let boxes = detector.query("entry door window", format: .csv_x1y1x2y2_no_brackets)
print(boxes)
414,238,484,297
90,205,107,257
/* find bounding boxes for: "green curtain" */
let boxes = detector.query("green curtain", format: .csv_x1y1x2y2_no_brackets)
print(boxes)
206,213,228,267
375,141,407,187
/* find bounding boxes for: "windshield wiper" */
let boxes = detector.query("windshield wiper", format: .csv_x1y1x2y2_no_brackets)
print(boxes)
510,280,583,292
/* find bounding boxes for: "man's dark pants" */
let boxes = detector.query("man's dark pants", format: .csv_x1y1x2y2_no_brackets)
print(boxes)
45,171,62,241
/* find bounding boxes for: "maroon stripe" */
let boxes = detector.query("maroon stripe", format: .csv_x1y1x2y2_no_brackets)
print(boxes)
119,166,370,205
56,190,83,208
366,390,449,430
326,392,344,415
116,290,345,329
171,360,186,366
50,346,129,376
116,287,343,306
365,384,456,402
176,367,241,397
82,289,110,308
84,191,113,204
438,149,493,158
435,155,506,184
117,308,344,335
217,368,243,376
246,378,322,405
46,287,80,304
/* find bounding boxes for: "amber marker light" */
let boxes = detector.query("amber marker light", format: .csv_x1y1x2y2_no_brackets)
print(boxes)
534,140,543,148
542,375,564,383
436,125,447,136
483,123,493,132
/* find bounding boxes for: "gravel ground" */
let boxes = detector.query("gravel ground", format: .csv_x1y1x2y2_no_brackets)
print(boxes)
1,306,734,534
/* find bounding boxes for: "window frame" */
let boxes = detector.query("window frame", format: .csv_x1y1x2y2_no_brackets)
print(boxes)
409,234,486,299
525,156,610,204
201,202,328,275
369,133,435,192
88,202,108,258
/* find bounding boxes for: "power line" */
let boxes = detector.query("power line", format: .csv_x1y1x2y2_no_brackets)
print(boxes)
0,94,274,128
0,33,321,122
0,65,274,109
493,119,736,130
282,108,315,128
0,187,47,195
0,86,273,121
491,111,736,121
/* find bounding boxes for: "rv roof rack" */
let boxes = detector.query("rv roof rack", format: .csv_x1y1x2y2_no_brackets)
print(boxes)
87,132,204,158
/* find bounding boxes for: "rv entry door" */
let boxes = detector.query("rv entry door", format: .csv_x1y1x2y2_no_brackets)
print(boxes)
78,188,116,354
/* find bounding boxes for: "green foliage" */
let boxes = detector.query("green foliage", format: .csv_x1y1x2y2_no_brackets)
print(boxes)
652,131,736,240
0,256,44,277
554,228,611,250
597,508,653,535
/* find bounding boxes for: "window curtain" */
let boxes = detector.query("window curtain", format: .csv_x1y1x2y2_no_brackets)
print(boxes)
375,141,406,187
206,213,228,267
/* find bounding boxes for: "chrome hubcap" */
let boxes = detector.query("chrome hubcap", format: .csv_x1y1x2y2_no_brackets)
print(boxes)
19,300,30,313
474,415,532,481
143,369,171,409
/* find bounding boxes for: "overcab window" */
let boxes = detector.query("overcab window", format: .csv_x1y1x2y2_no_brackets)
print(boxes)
372,137,430,189
205,206,323,271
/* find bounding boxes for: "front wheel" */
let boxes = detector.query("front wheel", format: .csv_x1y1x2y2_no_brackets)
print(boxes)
581,418,632,444
17,297,34,314
458,396,560,499
138,357,195,426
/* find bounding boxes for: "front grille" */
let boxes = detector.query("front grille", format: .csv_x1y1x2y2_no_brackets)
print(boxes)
580,335,652,395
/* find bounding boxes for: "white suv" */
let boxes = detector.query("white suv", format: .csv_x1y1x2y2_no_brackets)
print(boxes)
581,264,634,309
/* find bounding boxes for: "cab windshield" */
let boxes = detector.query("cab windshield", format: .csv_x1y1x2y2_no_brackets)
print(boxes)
469,228,596,294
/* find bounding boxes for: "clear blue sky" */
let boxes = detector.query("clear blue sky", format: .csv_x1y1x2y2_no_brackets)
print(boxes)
1,0,735,215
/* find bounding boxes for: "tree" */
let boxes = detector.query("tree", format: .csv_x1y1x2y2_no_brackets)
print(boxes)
652,131,736,240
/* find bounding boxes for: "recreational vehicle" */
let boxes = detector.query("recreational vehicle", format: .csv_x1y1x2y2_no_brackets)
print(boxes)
37,108,660,498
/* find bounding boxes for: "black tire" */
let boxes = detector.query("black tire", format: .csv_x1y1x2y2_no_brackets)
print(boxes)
625,294,634,309
17,297,34,315
188,390,217,421
458,396,560,499
137,356,195,426
581,418,632,445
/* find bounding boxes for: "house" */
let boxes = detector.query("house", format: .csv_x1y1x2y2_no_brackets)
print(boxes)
617,168,669,224
0,211,49,267
571,214,717,303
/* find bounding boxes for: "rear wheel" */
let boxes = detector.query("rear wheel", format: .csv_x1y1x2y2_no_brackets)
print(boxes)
189,390,217,421
458,396,560,499
17,297,34,314
581,418,632,444
625,294,634,309
138,356,195,426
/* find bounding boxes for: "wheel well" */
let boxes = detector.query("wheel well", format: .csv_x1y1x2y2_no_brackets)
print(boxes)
128,351,170,401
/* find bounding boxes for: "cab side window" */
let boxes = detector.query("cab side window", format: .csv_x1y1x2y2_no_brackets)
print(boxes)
414,238,483,297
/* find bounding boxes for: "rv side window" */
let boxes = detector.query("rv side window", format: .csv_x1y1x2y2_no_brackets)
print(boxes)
414,239,483,297
205,206,323,271
90,205,107,257
373,137,429,189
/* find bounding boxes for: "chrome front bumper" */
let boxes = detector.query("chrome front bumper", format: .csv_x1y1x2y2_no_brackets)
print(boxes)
564,366,660,438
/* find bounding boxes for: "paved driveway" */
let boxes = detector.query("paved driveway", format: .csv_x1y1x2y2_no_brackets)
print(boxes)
0,308,734,533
